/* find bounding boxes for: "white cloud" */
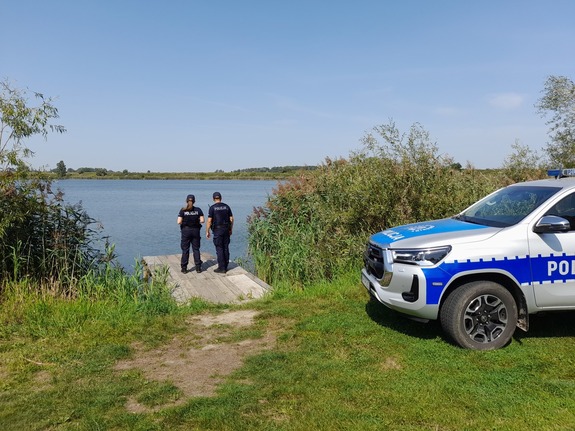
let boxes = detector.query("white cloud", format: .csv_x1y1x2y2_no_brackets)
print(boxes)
487,93,525,110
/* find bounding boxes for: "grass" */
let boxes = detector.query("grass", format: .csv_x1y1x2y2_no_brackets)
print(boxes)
2,272,575,430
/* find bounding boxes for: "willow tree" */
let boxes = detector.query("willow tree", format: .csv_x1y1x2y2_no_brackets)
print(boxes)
0,80,65,171
536,75,575,168
0,80,65,239
0,80,106,286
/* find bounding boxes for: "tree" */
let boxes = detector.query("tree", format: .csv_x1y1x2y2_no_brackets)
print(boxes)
501,139,545,183
0,80,108,287
56,160,67,178
0,80,66,172
0,80,66,238
536,75,575,167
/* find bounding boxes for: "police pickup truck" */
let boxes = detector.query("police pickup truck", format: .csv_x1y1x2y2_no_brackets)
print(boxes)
362,169,575,350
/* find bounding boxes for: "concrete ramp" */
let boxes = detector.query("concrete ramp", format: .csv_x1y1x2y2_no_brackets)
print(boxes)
142,253,271,304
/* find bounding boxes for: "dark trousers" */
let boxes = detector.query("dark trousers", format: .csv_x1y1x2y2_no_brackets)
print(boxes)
180,227,201,269
212,228,230,270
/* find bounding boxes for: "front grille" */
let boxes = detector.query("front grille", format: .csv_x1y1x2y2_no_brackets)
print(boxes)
364,242,385,279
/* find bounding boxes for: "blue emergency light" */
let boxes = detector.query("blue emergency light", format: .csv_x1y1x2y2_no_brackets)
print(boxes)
548,169,575,178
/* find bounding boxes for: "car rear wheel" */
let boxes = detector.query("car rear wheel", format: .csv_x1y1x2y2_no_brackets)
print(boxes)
440,281,518,350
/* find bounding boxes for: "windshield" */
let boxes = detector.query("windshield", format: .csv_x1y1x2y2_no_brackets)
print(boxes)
456,186,560,228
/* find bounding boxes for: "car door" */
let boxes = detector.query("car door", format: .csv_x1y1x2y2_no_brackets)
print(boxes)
529,192,575,308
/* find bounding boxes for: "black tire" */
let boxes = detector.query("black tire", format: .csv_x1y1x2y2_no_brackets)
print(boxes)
440,281,518,350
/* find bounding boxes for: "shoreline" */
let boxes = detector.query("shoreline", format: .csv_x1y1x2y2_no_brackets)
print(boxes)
37,170,312,181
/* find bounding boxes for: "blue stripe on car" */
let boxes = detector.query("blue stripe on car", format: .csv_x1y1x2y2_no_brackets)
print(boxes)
371,218,488,244
423,254,575,304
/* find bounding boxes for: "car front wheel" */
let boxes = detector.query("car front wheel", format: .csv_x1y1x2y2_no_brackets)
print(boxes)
440,281,518,350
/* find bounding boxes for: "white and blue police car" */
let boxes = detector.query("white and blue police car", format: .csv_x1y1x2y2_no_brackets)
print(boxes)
362,169,575,350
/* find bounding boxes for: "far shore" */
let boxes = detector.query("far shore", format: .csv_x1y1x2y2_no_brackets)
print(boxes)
41,169,314,181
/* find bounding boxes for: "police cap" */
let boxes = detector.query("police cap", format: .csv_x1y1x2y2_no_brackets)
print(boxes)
213,192,222,199
186,194,195,202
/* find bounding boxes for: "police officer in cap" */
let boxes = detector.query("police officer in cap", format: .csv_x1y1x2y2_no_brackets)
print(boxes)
177,194,205,273
206,191,234,273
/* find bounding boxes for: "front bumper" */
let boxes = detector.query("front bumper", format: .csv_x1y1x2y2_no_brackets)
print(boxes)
361,266,439,321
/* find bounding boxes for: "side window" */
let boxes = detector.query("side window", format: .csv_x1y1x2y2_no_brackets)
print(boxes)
546,193,575,230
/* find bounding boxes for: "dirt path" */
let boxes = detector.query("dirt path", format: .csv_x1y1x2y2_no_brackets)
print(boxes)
114,309,276,413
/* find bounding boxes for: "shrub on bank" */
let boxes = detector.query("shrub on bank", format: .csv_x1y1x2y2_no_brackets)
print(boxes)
0,177,110,289
0,80,127,297
248,122,506,287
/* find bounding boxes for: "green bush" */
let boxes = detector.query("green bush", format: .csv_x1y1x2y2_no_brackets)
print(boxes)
0,80,112,294
0,177,113,291
248,121,502,287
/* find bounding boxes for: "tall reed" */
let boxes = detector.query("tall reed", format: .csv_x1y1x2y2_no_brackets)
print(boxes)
0,178,111,292
248,122,505,287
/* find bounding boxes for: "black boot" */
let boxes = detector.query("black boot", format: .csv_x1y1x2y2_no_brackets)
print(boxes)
181,267,188,274
195,264,202,273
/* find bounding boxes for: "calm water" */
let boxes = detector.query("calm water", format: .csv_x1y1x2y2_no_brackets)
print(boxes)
54,179,278,270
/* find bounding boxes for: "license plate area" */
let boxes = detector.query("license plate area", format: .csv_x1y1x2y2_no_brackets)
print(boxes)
361,272,371,290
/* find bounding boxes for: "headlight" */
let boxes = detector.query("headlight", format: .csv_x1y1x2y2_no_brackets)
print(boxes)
391,246,452,266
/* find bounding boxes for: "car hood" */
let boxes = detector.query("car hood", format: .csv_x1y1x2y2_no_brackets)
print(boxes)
369,218,500,248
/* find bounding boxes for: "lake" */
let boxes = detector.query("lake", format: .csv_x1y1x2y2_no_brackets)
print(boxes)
54,179,278,271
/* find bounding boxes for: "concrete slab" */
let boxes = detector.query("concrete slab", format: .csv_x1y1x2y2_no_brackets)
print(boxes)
142,253,271,304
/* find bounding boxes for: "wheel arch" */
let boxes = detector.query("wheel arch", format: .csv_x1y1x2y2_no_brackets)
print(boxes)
439,272,529,332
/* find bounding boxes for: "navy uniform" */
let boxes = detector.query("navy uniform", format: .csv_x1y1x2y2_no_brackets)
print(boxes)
206,191,234,273
177,194,205,273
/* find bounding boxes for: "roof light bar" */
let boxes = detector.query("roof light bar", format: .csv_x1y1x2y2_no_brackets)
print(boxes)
548,169,575,178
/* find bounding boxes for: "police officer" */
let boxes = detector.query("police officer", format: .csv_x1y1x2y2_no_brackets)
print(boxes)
206,191,233,273
177,194,205,273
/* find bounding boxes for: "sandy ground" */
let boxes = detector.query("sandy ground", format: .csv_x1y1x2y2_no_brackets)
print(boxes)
114,309,276,413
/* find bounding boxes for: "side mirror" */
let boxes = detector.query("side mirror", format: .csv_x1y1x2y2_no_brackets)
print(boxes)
533,215,571,233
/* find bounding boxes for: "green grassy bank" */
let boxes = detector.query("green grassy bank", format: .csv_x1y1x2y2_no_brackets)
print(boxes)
2,272,574,430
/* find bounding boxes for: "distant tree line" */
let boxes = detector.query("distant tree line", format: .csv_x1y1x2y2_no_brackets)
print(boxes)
49,164,317,177
71,167,112,176
51,164,115,176
231,166,318,173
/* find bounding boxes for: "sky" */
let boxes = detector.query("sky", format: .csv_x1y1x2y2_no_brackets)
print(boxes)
2,1,574,173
